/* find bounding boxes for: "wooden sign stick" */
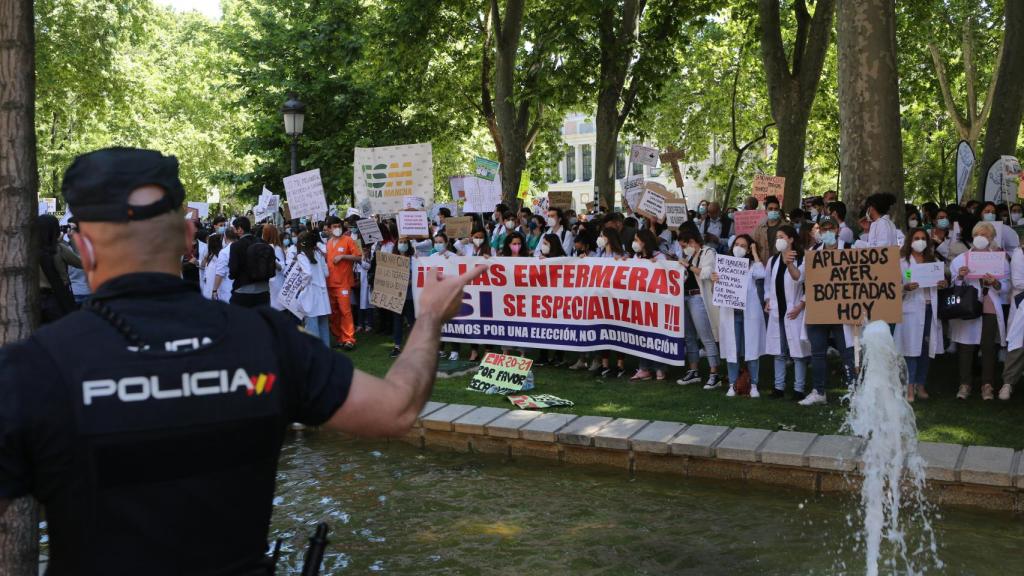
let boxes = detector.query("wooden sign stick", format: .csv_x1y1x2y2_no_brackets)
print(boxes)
659,147,687,205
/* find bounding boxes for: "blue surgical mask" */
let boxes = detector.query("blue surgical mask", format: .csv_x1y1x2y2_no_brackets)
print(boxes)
528,221,537,230
821,231,837,246
283,238,292,247
216,226,226,234
433,242,446,253
398,242,409,252
767,210,780,221
937,218,949,229
568,217,578,226
983,212,997,222
698,205,707,215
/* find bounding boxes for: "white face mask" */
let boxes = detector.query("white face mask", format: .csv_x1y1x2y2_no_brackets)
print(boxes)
631,241,643,253
775,238,789,253
732,246,747,259
911,239,927,254
433,242,446,253
540,243,551,255
1012,212,1023,224
908,219,919,229
973,235,990,250
332,228,343,237
683,245,696,257
547,217,557,228
398,242,409,252
472,238,484,247
596,236,608,249
810,209,819,219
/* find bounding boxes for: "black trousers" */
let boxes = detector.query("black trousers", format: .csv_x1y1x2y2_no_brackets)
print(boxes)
230,291,270,308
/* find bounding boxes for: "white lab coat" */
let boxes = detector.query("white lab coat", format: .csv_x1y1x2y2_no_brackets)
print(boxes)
995,221,1021,253
214,245,233,303
948,250,1010,346
717,260,766,362
1003,248,1024,352
854,214,900,248
296,252,331,318
682,246,720,342
894,257,945,358
549,226,575,256
764,253,811,358
269,245,286,310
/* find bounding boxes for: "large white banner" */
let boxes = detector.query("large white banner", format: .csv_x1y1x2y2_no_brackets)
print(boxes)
411,256,687,365
354,142,434,217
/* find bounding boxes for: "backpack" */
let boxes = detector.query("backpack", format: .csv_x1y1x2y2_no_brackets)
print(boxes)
246,241,277,282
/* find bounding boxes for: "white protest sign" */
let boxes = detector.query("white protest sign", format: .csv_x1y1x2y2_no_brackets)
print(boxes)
665,199,688,231
630,144,660,168
449,175,470,201
356,218,383,244
354,142,434,216
403,196,426,210
370,252,411,314
463,174,503,214
283,169,329,220
635,188,668,222
966,250,1008,279
397,210,430,238
38,199,55,215
956,140,975,205
712,255,750,310
278,259,311,320
622,175,645,211
907,262,945,288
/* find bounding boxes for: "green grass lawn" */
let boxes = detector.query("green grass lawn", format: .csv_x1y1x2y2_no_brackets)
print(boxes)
346,331,1024,450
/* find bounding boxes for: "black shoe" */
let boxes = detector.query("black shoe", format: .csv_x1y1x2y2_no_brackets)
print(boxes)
343,343,356,352
599,367,613,378
771,388,785,398
389,346,401,358
791,391,807,402
615,368,627,379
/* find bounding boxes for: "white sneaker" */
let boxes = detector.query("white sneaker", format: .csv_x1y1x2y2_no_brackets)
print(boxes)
750,386,760,398
448,351,459,361
798,390,827,406
999,383,1012,401
726,386,736,397
957,384,971,400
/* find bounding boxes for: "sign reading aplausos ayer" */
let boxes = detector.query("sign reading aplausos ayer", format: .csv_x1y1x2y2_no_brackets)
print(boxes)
805,247,902,325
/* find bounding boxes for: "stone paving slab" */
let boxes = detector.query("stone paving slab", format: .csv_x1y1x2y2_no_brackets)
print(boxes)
593,418,650,450
806,435,863,471
520,413,578,443
415,402,447,426
959,446,1016,487
715,427,772,462
557,416,615,446
453,407,510,435
421,404,476,431
916,442,964,482
759,431,817,467
669,424,729,457
630,421,687,454
485,410,543,438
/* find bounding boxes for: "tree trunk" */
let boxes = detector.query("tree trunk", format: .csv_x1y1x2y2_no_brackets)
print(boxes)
775,114,810,210
837,0,904,221
594,104,620,210
490,0,529,208
975,1,1024,200
0,0,41,573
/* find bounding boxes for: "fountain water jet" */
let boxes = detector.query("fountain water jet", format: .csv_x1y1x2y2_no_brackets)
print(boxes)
842,321,942,575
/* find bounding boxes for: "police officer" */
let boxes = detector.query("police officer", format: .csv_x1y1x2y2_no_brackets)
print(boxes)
0,148,484,575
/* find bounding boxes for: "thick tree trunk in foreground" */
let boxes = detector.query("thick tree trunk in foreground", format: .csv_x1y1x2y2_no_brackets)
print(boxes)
837,0,904,221
759,0,836,211
0,0,41,574
975,1,1024,201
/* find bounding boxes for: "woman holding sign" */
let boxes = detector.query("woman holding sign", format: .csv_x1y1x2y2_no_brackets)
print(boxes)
895,229,948,402
294,231,332,347
764,226,811,400
713,235,766,398
950,221,1010,400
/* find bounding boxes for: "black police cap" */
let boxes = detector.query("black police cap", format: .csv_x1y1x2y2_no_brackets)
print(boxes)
61,147,186,222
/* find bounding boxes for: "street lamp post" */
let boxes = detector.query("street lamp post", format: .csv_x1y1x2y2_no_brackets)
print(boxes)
281,93,305,175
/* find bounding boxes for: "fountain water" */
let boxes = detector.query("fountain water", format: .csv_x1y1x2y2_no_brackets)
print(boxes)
843,321,942,575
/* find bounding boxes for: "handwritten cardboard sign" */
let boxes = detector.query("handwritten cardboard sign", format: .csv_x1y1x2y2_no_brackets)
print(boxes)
752,174,785,204
548,191,573,210
635,188,669,222
665,199,689,231
623,175,645,211
630,144,660,168
805,247,902,325
445,216,474,239
966,250,1008,279
712,255,749,310
467,353,533,393
282,168,329,220
356,218,383,244
733,209,767,236
370,252,410,313
397,210,430,238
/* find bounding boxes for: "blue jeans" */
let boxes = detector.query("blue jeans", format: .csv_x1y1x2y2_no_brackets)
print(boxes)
774,321,807,392
726,313,759,387
304,314,330,347
905,304,932,386
684,294,719,367
392,299,416,347
806,324,855,395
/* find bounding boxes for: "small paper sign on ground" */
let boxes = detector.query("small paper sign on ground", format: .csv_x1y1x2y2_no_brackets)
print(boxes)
397,210,430,238
468,353,533,393
507,394,575,409
907,262,945,288
752,174,785,204
630,144,660,168
356,218,383,244
966,251,1008,279
474,156,500,181
733,209,766,236
445,216,474,239
369,252,410,313
548,191,573,210
712,255,749,310
283,168,329,220
805,247,902,325
635,188,669,222
665,199,688,230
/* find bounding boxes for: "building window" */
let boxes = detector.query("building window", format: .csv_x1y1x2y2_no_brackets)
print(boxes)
632,160,644,176
582,145,592,181
565,146,576,182
616,145,626,179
